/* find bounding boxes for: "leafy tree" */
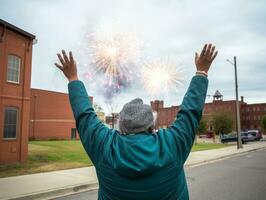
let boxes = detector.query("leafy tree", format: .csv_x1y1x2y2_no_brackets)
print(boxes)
261,115,266,132
195,120,207,145
197,120,207,134
212,111,233,135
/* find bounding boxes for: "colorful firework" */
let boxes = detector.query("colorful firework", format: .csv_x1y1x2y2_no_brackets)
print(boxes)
89,22,141,79
142,57,184,95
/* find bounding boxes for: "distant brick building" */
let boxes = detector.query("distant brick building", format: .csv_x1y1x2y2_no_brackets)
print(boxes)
202,91,243,131
151,91,266,133
0,19,35,164
241,103,266,131
29,88,93,140
151,100,179,128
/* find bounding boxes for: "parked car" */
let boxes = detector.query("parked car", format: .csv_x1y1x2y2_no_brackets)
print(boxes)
247,130,262,141
241,132,256,142
220,132,251,144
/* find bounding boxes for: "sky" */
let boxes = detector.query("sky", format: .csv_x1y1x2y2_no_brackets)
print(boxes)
1,0,266,114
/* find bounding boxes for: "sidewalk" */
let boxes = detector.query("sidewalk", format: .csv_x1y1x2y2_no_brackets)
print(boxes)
1,141,266,200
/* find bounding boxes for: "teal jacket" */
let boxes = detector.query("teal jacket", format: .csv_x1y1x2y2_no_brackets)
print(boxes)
68,75,208,200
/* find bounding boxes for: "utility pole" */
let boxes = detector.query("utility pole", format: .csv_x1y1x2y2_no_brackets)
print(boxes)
227,56,243,149
234,56,243,149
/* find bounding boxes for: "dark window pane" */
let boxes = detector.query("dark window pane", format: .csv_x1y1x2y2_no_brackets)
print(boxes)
3,107,18,139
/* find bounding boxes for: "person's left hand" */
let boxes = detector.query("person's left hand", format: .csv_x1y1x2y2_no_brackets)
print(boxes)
55,50,78,82
195,44,218,73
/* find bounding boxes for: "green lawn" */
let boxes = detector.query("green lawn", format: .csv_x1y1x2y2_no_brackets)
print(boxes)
192,143,230,152
0,140,229,178
0,140,92,178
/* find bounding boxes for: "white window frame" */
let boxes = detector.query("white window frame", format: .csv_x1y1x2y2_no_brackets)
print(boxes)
7,54,21,84
3,107,19,140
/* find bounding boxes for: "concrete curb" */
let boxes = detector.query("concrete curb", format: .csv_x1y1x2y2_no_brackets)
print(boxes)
185,146,266,168
9,183,99,200
9,145,266,200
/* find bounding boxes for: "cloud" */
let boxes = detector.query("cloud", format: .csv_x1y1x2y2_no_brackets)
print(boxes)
0,0,265,113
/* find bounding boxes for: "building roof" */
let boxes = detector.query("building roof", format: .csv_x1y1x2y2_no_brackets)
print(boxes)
0,19,36,39
213,90,222,97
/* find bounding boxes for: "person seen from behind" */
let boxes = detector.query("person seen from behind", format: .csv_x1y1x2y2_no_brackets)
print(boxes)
55,43,218,200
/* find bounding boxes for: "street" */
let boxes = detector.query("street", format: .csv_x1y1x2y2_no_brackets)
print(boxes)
54,149,266,200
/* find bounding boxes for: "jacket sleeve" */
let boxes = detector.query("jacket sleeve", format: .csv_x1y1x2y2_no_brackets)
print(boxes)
68,80,111,166
166,75,208,164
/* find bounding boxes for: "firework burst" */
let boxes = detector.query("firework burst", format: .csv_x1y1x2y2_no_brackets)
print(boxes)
89,23,141,79
142,57,184,95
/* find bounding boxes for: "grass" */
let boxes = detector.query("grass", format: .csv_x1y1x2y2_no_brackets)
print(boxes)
192,143,230,152
0,140,92,178
0,140,229,178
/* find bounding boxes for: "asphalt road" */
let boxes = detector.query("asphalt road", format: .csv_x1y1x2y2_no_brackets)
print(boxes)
54,149,266,200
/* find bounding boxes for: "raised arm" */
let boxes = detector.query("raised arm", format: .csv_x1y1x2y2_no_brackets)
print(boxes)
166,44,218,164
55,50,111,165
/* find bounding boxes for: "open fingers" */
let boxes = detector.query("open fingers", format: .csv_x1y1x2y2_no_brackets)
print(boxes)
195,52,199,62
211,51,218,62
210,45,216,57
57,53,65,66
62,50,70,63
200,44,207,57
204,44,212,56
54,63,63,71
69,51,74,63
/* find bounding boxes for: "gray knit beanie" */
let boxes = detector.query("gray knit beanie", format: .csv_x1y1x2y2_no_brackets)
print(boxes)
119,98,154,134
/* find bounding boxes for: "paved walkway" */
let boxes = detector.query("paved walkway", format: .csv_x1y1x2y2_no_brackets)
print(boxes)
1,141,266,200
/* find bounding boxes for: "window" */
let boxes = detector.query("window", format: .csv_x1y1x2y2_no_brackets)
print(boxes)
7,55,21,83
3,107,18,139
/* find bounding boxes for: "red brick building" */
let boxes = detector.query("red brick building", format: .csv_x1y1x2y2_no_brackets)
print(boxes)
29,88,93,140
241,103,266,131
0,19,35,164
151,91,266,133
151,100,179,128
0,19,94,164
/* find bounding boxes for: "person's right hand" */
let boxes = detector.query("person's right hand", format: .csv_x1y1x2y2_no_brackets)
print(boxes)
195,44,218,73
55,50,79,82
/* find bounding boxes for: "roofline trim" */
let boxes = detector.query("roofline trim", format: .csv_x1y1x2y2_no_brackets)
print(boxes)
0,19,36,39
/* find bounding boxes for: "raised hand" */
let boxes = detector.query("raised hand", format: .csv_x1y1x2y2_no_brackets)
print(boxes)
55,50,78,82
195,44,218,73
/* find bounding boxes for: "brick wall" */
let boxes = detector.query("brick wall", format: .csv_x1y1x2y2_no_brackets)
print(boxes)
151,99,266,133
241,103,266,131
0,23,34,163
29,88,93,140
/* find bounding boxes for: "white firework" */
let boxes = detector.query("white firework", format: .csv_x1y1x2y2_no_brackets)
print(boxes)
89,22,141,77
142,57,184,95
